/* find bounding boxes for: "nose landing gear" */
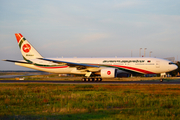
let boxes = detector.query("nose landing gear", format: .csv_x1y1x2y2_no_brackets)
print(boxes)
160,79,163,82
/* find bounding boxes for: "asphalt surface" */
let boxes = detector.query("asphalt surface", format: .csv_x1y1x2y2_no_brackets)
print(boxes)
1,80,180,84
0,73,50,78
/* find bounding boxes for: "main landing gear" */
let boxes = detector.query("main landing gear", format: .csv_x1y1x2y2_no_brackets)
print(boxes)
160,78,163,82
81,78,102,82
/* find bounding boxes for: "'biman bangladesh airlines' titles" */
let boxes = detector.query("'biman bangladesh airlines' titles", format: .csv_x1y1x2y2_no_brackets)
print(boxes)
3,33,178,82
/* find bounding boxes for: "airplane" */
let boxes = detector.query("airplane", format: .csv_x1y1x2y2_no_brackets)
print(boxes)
3,33,178,82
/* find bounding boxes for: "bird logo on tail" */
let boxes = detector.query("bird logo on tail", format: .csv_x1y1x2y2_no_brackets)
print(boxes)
22,44,31,53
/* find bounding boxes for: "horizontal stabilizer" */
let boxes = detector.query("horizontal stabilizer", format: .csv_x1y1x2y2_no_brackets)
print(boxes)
2,59,32,64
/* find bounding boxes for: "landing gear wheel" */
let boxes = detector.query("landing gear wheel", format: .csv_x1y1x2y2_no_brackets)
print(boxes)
82,78,102,82
98,78,102,82
89,78,94,82
82,78,86,82
94,78,98,82
86,78,89,81
160,79,163,82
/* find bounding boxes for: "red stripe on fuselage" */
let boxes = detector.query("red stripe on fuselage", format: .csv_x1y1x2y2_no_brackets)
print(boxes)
87,64,155,74
36,66,68,69
110,65,155,74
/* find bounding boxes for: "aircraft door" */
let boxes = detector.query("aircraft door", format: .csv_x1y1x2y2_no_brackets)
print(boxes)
156,61,160,68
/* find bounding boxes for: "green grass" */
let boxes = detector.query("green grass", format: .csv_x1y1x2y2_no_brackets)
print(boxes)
0,84,180,119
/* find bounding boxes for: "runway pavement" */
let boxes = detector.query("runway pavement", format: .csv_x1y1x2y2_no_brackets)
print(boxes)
1,80,180,84
0,73,50,78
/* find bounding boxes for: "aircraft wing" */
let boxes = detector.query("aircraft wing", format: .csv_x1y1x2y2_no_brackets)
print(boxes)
3,58,100,68
40,58,100,69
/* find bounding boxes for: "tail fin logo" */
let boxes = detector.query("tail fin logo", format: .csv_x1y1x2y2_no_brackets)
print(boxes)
22,44,31,53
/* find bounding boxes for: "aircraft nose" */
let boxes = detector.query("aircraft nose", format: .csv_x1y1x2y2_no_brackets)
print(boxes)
175,64,178,70
168,62,178,71
171,64,178,71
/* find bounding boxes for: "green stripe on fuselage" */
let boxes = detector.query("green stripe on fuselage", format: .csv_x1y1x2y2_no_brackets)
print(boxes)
34,64,64,67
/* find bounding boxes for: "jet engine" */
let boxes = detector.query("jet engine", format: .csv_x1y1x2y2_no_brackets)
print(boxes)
100,68,117,78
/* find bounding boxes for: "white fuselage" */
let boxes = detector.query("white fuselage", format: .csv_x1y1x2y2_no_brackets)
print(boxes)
15,57,178,75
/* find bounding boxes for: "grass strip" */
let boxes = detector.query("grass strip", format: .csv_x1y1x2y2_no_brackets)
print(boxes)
0,84,180,119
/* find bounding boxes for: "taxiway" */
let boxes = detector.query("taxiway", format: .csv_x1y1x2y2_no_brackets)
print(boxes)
1,80,180,84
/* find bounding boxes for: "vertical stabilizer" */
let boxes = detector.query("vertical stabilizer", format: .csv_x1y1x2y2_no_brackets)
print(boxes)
15,33,43,61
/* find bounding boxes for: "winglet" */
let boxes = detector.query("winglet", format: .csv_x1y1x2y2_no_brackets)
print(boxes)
15,33,23,43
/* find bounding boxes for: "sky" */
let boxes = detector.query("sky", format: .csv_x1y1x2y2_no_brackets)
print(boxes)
0,0,180,70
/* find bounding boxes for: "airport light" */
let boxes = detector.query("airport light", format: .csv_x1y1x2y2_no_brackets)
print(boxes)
144,48,147,57
149,51,152,57
139,48,142,57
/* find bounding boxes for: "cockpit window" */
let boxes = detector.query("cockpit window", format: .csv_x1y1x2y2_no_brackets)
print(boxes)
169,62,175,65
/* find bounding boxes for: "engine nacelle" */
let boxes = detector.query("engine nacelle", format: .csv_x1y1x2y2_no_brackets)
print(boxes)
100,68,117,78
